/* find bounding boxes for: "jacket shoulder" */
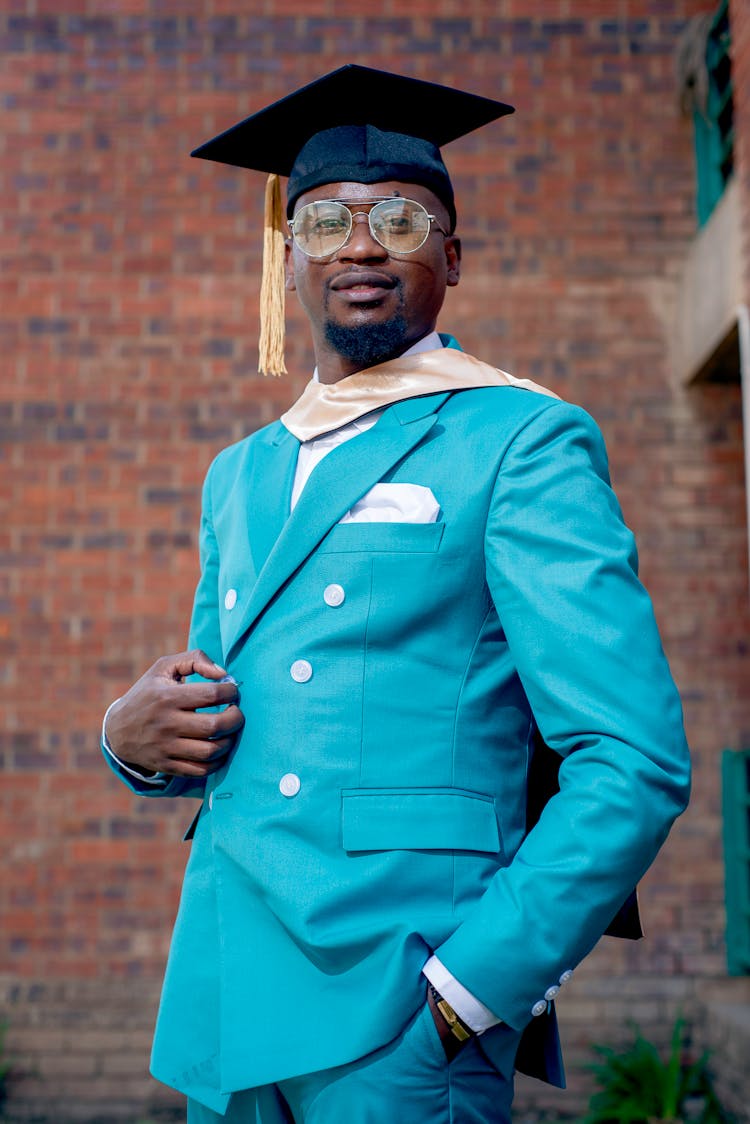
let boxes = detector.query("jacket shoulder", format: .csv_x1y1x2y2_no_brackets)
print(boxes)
206,419,287,478
445,384,602,443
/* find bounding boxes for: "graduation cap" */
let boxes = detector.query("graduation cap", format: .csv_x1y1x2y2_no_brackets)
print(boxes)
191,65,514,376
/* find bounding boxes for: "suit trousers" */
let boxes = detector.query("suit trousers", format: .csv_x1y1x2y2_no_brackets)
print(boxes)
186,1003,515,1124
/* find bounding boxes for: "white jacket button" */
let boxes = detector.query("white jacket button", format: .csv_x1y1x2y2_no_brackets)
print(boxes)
279,773,301,797
290,660,313,683
323,583,345,607
559,969,574,985
544,985,560,1001
531,1000,547,1017
224,589,237,610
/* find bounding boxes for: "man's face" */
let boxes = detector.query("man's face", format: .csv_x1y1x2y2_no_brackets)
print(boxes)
285,180,461,377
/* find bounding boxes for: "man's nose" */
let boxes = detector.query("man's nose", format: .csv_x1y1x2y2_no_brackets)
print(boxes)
338,213,388,260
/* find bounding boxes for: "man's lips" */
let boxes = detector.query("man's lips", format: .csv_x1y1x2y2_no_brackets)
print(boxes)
328,271,397,303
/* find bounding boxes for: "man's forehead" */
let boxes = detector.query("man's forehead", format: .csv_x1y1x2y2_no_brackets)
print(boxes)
294,180,448,214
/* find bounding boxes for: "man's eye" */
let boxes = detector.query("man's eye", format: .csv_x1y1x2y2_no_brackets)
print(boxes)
383,217,410,232
312,218,347,234
377,217,412,237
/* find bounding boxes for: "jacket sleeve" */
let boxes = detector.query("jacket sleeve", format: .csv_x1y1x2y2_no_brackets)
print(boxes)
101,464,222,801
434,401,690,1030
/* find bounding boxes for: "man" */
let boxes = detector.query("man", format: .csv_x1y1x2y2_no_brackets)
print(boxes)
102,66,690,1123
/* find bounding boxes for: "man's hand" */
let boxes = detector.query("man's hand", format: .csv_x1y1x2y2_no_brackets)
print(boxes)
426,984,474,1063
104,650,244,778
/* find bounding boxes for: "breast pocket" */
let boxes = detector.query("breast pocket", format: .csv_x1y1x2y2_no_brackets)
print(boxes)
318,522,445,554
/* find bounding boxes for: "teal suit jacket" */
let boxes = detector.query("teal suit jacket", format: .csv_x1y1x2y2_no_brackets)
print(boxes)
106,353,690,1113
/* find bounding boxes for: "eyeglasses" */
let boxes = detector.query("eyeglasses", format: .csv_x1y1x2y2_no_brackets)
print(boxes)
289,197,449,258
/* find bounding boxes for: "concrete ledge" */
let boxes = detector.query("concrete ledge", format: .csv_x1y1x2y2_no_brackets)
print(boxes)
675,177,742,383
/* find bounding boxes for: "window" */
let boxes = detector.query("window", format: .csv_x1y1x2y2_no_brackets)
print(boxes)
674,2,741,387
678,0,734,227
722,749,750,975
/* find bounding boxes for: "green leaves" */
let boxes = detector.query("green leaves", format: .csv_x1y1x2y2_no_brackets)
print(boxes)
0,1020,10,1112
582,1017,733,1124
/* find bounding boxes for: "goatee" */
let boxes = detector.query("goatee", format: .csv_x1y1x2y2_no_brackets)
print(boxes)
324,315,410,369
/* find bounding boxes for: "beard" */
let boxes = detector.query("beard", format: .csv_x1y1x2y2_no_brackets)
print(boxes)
323,314,410,369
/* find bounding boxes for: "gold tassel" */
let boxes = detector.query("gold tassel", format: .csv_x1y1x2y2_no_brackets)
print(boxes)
258,173,287,376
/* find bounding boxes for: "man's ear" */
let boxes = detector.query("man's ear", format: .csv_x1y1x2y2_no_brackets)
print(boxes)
284,239,296,292
445,236,461,287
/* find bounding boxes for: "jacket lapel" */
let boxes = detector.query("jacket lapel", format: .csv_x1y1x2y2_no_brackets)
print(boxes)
225,393,450,662
244,424,300,577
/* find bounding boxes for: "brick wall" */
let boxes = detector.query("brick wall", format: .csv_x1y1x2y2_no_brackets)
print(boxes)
3,2,749,1121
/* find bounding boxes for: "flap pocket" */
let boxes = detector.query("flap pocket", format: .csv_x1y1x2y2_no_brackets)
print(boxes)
319,521,445,555
341,788,501,854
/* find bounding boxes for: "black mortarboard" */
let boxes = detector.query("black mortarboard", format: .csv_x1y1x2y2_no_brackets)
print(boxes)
191,65,514,375
192,65,514,224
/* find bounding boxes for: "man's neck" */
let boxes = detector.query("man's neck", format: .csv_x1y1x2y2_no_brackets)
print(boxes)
314,329,443,384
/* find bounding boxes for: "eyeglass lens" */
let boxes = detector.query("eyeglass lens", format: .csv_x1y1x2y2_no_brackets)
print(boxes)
292,199,433,257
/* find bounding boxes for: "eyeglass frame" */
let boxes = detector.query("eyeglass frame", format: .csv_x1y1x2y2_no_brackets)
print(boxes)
287,196,451,259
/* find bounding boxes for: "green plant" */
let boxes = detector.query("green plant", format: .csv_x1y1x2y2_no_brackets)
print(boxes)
583,1017,733,1124
0,1020,10,1113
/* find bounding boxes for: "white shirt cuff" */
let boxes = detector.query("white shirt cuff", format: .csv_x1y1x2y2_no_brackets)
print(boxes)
101,698,167,785
422,955,502,1034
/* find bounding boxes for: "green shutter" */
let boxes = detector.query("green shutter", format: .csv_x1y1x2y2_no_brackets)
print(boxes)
722,749,750,975
695,0,734,227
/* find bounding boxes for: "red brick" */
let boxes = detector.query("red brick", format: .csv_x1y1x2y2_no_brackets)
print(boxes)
2,2,748,1120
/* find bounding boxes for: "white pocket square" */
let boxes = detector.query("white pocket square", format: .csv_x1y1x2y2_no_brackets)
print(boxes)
340,483,441,525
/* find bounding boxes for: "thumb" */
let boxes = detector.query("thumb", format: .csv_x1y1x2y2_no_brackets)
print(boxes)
161,649,227,682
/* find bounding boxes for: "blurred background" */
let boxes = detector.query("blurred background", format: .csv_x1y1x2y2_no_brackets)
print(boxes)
2,1,749,1120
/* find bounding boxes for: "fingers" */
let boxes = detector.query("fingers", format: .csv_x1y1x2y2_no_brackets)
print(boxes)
161,738,234,777
153,649,228,683
167,736,233,764
148,652,240,711
172,679,241,711
128,731,236,778
178,705,245,742
137,692,244,771
139,651,240,711
105,651,244,778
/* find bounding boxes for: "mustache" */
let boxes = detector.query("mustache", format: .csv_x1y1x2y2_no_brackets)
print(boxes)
325,268,401,294
324,272,402,315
